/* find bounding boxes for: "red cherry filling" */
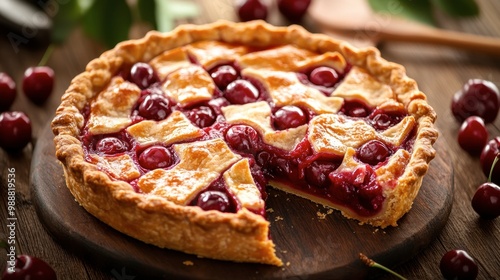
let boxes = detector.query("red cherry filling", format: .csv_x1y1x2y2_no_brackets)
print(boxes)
185,106,216,128
0,72,16,112
309,66,339,87
225,125,261,154
96,137,129,154
329,165,384,214
210,65,239,90
137,93,171,121
138,146,174,170
129,62,158,89
304,160,339,188
341,100,371,118
369,110,406,130
273,105,308,130
0,111,32,152
196,191,231,212
357,140,391,166
224,79,260,104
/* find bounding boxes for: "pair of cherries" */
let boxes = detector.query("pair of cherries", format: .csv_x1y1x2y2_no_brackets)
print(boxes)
0,67,55,152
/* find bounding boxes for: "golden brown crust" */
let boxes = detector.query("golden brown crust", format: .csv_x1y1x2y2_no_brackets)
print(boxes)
52,20,438,266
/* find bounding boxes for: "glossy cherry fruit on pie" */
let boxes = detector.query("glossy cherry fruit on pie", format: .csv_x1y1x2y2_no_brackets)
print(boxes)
0,72,16,112
2,255,57,280
0,111,32,152
480,137,500,185
22,66,54,105
457,116,489,156
439,249,478,280
451,79,500,124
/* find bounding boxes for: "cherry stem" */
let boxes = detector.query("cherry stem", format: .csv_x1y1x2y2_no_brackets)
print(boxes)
488,153,499,183
38,43,55,67
359,253,407,280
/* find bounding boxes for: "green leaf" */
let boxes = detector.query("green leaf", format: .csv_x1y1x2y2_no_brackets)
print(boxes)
431,0,479,17
81,0,133,48
137,0,157,28
368,0,436,26
51,0,84,44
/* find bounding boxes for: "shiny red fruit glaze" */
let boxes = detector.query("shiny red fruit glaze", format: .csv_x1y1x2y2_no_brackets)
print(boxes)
130,62,158,89
273,105,307,130
224,79,259,104
341,100,371,118
96,137,128,154
196,190,231,212
304,160,338,188
357,140,391,165
138,146,174,170
471,182,500,219
0,111,32,152
225,125,260,154
22,66,54,105
369,110,405,130
0,72,16,112
2,255,57,280
451,79,500,124
277,0,312,22
236,0,268,21
480,137,500,185
210,65,239,90
439,249,478,280
185,106,216,128
457,116,489,156
309,66,339,87
138,94,171,121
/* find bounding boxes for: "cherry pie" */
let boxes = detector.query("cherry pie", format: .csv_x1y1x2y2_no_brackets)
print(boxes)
51,21,438,266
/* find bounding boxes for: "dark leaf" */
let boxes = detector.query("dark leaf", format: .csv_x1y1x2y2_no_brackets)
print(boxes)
431,0,479,17
368,0,436,26
81,0,132,48
51,0,83,44
137,0,156,28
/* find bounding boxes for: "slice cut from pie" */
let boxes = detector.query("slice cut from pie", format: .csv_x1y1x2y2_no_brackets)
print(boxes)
51,20,438,266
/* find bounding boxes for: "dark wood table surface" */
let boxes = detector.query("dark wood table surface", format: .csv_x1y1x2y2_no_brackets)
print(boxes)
1,0,499,279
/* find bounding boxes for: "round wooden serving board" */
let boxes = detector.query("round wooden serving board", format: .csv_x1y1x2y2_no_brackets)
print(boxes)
31,124,453,280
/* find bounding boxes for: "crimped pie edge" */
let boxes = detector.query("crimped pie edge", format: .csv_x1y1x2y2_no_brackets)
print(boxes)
51,20,438,266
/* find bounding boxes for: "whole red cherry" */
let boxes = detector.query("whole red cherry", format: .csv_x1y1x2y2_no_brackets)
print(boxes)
236,0,268,22
451,79,500,124
471,182,500,219
480,137,500,185
439,249,478,280
2,255,57,280
457,116,489,156
0,72,17,112
277,0,312,22
0,111,32,152
22,66,55,105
